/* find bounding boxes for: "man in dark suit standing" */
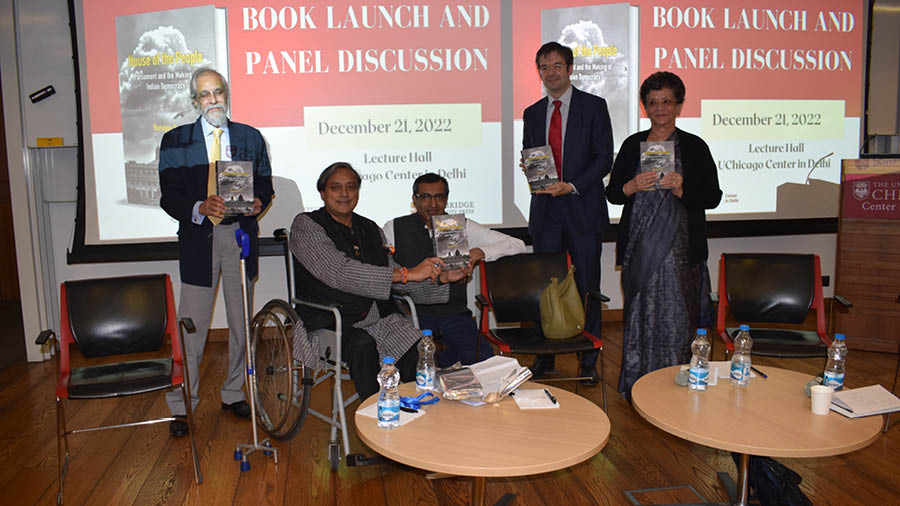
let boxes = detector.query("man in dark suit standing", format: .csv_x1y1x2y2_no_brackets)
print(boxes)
159,67,274,436
522,42,613,385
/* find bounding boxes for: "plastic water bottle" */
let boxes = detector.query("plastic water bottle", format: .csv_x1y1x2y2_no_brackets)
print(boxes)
416,329,436,392
823,333,848,391
730,324,753,387
376,356,400,429
689,328,711,391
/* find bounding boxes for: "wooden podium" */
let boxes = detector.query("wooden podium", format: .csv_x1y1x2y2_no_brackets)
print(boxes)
833,158,900,352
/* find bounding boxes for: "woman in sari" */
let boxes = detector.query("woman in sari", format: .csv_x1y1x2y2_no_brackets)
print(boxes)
607,72,722,402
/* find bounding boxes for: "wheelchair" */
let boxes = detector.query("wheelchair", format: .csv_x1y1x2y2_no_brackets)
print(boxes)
248,229,419,471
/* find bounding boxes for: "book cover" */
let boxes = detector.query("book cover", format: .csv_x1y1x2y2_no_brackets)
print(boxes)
640,140,675,190
431,213,470,270
541,3,640,157
522,145,559,193
116,5,228,206
216,160,254,215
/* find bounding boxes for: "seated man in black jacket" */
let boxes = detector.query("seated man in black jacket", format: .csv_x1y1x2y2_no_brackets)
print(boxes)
383,173,525,367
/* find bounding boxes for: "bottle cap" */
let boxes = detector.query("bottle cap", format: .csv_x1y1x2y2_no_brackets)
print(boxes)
696,328,707,335
834,333,846,341
383,356,395,364
422,329,433,337
739,324,750,331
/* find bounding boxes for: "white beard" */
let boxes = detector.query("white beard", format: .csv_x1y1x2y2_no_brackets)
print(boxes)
202,104,228,127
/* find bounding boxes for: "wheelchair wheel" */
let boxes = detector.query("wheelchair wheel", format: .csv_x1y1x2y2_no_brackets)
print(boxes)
250,299,311,441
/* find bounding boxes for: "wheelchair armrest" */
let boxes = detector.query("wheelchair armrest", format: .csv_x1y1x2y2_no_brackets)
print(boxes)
392,293,420,328
833,294,852,308
293,297,341,312
587,290,610,303
36,329,55,346
179,317,196,334
475,293,490,309
273,228,287,241
293,297,344,331
710,291,719,304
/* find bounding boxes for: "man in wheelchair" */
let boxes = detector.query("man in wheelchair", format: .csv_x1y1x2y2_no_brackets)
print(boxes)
289,162,469,400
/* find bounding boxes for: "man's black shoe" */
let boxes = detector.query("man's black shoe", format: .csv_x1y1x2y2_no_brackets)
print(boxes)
529,358,555,379
170,415,188,437
222,400,252,419
579,365,599,386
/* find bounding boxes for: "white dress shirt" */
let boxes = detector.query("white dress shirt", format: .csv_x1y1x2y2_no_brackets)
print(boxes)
382,217,526,263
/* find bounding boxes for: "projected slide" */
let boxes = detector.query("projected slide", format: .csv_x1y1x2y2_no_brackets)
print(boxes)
76,0,865,246
513,0,864,222
80,1,500,243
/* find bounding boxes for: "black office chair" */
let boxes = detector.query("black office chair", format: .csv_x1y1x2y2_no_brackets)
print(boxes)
35,274,202,504
476,252,609,412
716,253,851,358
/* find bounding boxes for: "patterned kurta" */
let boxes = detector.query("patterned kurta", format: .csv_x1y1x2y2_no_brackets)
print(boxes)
289,213,449,364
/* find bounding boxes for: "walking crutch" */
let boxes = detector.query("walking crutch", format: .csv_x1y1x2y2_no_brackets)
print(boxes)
233,227,278,471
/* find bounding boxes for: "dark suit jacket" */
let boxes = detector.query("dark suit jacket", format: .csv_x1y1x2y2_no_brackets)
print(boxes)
522,86,613,236
159,118,274,286
606,128,722,266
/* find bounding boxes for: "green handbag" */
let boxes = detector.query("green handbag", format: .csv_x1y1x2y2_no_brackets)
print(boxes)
539,265,585,339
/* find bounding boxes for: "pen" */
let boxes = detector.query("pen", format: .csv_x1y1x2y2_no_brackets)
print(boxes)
544,388,557,405
750,366,767,379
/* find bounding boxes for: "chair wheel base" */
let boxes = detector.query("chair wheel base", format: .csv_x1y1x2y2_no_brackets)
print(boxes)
234,449,242,461
240,460,251,472
346,453,379,467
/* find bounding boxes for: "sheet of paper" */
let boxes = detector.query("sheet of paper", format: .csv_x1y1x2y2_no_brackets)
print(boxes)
512,389,559,409
357,403,426,425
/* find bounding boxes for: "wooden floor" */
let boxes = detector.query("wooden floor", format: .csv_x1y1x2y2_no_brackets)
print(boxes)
3,323,899,506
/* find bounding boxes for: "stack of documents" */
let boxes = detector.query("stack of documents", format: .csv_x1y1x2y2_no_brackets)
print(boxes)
830,384,900,418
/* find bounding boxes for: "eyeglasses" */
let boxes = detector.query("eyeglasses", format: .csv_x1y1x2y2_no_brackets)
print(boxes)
414,192,448,202
646,98,677,108
197,88,226,100
539,63,567,74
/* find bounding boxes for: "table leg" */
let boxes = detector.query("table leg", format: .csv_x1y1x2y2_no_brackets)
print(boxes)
472,476,486,506
716,453,750,506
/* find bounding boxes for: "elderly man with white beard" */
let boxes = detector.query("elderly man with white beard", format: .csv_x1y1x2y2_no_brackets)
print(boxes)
158,67,274,437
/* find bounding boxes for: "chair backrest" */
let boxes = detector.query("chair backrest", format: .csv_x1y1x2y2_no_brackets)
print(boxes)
61,274,173,358
721,253,821,324
481,252,568,324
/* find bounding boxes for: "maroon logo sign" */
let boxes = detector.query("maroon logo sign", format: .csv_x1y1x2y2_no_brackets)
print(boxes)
852,181,869,201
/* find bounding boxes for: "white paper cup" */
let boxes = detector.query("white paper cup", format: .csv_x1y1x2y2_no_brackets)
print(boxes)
810,385,835,415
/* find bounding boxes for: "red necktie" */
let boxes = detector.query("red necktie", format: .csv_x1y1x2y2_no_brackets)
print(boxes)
549,100,562,178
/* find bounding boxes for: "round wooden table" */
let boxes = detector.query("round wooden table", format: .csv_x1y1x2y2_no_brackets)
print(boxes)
631,365,883,505
356,382,610,505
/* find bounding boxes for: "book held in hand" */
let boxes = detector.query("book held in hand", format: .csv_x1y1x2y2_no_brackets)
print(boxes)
431,213,470,270
522,146,559,193
216,160,254,215
640,140,675,190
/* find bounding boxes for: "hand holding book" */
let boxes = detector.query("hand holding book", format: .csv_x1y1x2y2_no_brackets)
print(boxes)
406,257,444,283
